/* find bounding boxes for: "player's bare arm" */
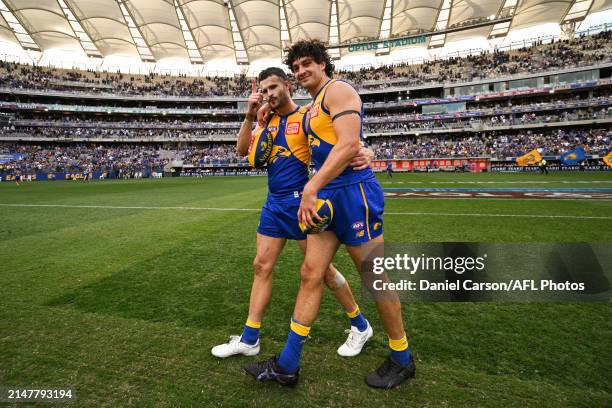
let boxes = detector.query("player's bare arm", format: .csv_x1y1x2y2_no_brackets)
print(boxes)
237,79,263,156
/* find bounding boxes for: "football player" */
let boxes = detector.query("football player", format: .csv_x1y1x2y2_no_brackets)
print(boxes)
212,67,374,359
245,41,415,389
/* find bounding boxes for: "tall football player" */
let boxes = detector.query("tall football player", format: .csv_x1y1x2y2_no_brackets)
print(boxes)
246,41,415,389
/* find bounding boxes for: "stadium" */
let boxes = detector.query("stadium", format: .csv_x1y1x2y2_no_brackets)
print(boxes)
0,0,611,405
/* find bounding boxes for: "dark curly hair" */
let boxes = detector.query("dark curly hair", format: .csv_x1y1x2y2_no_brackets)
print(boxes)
284,39,334,77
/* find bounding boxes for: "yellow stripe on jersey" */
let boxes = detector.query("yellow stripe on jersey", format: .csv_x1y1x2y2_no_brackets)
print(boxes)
358,183,371,240
308,80,338,146
284,106,311,165
267,115,281,134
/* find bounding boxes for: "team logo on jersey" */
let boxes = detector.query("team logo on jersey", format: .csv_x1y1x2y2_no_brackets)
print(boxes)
267,126,278,134
351,221,365,230
269,146,292,164
286,122,300,135
309,135,321,148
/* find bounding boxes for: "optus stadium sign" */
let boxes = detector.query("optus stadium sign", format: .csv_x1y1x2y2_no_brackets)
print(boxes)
346,35,427,52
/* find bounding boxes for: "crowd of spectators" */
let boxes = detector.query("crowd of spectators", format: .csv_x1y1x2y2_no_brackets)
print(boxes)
0,126,236,140
0,30,610,97
345,30,612,89
2,96,610,140
365,105,612,133
181,144,247,166
0,143,249,175
0,143,168,175
0,29,610,174
7,113,240,130
0,62,253,97
1,126,608,176
370,128,611,159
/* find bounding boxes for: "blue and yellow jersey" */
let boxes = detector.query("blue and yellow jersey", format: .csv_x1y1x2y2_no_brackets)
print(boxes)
252,105,310,199
305,79,375,190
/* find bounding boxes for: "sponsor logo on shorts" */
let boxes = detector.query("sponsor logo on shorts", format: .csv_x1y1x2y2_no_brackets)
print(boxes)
373,222,382,231
286,122,300,135
351,221,365,230
355,230,365,238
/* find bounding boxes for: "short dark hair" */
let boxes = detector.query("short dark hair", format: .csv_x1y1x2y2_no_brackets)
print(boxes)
258,67,288,82
284,39,334,77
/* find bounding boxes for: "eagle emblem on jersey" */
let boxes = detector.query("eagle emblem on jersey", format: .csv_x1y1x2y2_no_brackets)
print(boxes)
309,135,320,148
269,145,292,164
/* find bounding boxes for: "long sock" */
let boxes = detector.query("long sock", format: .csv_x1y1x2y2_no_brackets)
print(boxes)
277,318,310,374
346,306,368,332
240,319,261,345
389,334,411,367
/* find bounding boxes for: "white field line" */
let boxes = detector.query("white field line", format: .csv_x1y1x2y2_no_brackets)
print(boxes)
0,203,259,211
1,203,610,220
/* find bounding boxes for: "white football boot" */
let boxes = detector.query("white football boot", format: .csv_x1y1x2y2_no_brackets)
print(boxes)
211,335,260,358
337,321,373,357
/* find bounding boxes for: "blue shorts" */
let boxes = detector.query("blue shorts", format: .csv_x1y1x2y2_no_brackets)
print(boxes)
257,194,306,241
318,180,384,246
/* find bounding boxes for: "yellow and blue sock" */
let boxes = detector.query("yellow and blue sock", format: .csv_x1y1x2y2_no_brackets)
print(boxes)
389,334,411,367
346,306,368,332
240,319,261,345
277,318,310,374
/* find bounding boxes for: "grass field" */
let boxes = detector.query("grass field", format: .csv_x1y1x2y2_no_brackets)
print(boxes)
1,171,611,407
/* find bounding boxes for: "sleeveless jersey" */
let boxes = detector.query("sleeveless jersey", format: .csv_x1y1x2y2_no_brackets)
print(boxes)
251,105,310,199
305,79,375,190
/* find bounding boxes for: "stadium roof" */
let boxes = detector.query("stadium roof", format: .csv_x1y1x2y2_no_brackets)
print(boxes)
0,0,610,70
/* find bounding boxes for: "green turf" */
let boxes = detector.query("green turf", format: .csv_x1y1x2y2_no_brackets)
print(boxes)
1,172,611,407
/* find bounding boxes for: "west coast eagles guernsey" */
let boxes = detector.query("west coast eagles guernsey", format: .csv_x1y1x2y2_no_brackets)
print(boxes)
305,79,376,190
251,105,310,199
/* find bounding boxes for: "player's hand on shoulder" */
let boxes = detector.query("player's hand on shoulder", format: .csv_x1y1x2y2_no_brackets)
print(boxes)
257,103,272,128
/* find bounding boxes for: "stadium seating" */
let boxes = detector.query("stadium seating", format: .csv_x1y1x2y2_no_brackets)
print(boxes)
0,30,609,97
0,29,610,177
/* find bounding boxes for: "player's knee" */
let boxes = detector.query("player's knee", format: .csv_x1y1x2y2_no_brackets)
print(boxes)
300,261,325,289
252,256,273,280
